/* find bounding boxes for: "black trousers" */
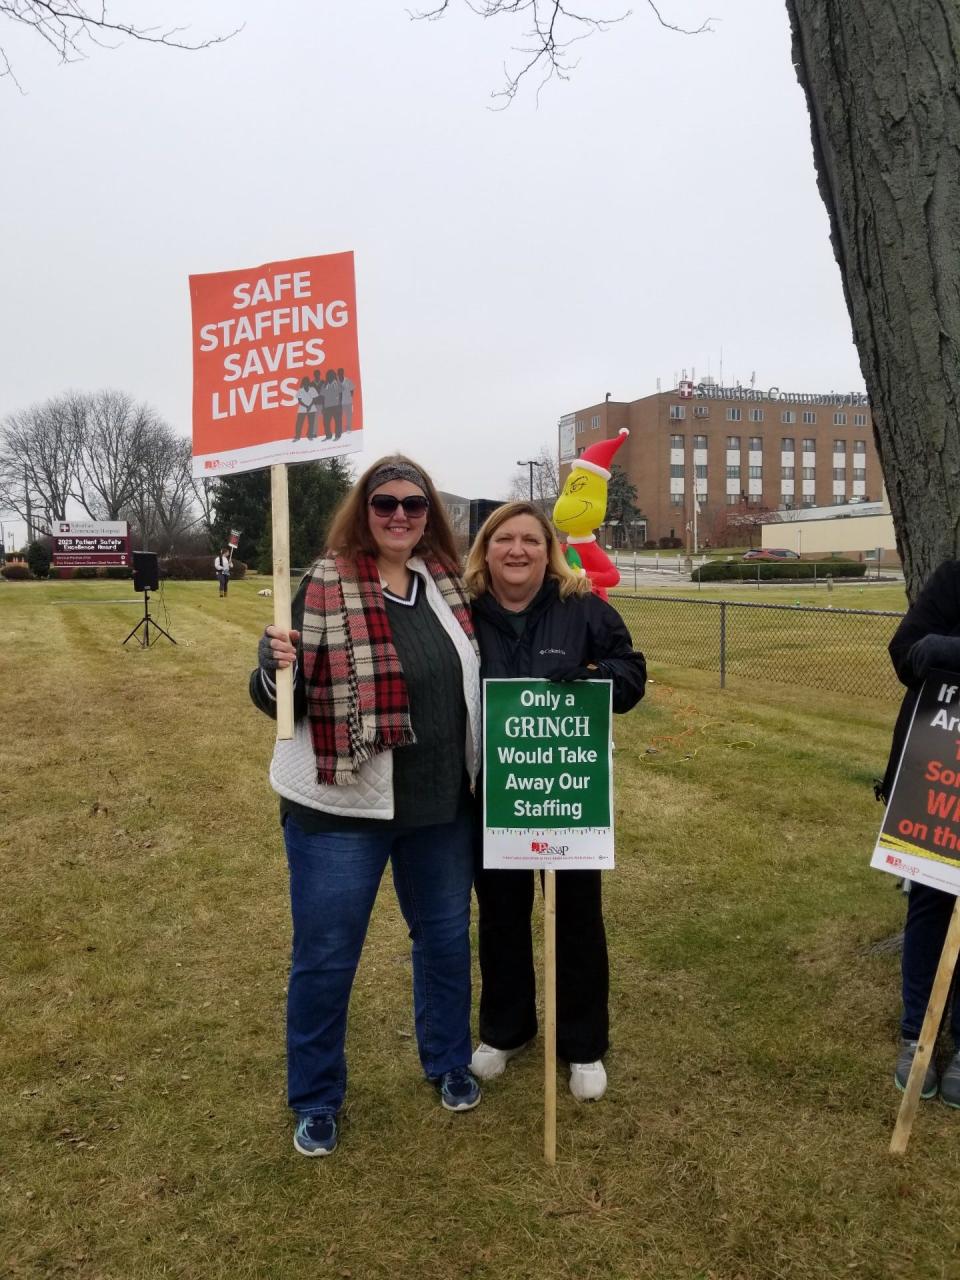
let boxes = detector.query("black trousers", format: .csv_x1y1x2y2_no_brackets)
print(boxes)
473,855,609,1063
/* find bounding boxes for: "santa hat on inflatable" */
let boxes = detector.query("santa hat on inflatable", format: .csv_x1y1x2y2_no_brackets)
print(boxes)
572,428,630,480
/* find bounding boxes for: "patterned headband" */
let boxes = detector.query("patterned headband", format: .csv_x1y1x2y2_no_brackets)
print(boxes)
365,463,428,497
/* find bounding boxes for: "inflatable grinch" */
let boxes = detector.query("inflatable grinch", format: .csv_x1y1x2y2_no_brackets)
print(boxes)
552,428,630,599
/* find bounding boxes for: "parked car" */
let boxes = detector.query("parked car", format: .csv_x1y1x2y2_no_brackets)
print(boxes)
742,547,800,561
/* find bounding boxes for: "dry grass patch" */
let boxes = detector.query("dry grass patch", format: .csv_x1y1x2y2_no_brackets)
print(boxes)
3,578,960,1280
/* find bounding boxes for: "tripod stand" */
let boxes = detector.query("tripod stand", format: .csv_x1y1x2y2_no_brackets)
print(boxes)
122,587,176,647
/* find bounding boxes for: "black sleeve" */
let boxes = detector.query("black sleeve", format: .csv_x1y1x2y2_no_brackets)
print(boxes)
888,561,960,688
584,596,647,714
248,578,309,721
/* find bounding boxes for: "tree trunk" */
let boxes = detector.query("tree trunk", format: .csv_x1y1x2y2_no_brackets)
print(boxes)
785,1,960,600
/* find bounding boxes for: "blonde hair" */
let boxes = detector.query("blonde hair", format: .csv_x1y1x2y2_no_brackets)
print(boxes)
464,501,590,600
324,454,460,571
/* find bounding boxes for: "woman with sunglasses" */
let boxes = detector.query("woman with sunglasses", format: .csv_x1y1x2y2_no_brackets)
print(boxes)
250,455,482,1156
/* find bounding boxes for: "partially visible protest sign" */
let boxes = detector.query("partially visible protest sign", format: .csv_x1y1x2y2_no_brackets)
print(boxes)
228,528,240,551
872,672,960,895
53,520,130,568
483,678,614,870
874,671,960,1154
190,251,362,477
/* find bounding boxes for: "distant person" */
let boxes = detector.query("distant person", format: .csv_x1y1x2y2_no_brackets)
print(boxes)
250,455,483,1157
214,547,233,598
293,376,318,442
337,368,356,433
883,560,960,1105
321,370,342,441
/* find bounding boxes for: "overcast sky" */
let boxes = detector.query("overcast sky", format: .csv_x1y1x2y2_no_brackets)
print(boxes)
0,0,864,533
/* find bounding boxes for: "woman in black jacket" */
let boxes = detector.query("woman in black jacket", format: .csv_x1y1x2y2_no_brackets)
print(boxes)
463,501,646,1101
884,559,960,1105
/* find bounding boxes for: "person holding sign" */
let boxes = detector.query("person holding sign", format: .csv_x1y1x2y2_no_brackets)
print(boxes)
250,456,483,1156
882,559,960,1105
214,546,233,598
464,501,645,1101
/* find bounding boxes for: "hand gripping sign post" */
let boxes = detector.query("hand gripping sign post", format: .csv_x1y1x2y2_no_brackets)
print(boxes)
871,672,960,1153
190,252,363,737
483,678,614,1164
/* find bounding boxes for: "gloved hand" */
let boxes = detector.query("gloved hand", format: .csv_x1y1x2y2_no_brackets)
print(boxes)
908,633,960,679
258,626,300,672
542,663,592,683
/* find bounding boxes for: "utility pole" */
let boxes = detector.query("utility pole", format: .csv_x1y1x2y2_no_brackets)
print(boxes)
516,458,542,502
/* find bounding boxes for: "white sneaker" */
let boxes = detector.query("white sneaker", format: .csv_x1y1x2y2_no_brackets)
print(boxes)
470,1040,531,1080
569,1060,607,1101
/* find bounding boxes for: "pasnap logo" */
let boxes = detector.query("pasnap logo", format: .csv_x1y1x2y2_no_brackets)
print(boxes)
204,460,220,470
530,840,569,857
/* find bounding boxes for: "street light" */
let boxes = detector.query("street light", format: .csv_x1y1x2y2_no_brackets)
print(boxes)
517,459,543,502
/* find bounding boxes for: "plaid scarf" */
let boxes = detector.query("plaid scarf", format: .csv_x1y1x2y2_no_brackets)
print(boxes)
300,552,477,786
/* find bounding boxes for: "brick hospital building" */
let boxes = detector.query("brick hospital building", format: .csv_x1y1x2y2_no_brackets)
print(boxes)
558,380,883,544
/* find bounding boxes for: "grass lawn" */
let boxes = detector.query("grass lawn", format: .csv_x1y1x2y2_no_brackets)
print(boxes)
2,577,957,1280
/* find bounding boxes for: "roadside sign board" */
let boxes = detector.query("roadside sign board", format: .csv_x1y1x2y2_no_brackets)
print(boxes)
482,678,614,870
53,520,130,568
189,251,363,477
872,671,960,895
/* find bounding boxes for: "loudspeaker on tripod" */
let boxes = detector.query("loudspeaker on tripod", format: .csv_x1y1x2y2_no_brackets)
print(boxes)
132,551,160,593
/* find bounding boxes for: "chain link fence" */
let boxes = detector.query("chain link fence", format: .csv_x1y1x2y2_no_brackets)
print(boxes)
609,594,906,700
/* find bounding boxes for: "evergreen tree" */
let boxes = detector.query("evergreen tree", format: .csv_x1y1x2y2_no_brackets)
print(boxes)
212,458,354,573
606,465,641,548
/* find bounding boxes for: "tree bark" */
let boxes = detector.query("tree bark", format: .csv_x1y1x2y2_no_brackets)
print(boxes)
785,1,960,600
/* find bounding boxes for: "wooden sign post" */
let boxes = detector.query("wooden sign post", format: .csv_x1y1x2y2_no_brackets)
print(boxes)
270,464,294,740
544,869,557,1166
891,898,960,1154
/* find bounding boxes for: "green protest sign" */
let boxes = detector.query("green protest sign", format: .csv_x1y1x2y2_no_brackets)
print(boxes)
482,678,614,870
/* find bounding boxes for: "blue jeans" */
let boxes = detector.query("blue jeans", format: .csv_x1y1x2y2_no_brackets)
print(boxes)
283,812,473,1116
902,880,960,1045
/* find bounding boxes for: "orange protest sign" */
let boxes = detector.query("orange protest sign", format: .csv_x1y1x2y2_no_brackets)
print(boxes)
190,251,363,477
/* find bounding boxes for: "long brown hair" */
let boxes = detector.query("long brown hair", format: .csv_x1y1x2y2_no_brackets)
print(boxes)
463,501,590,600
324,454,460,571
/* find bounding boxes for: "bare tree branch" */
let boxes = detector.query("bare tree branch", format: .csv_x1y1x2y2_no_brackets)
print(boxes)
410,0,715,103
0,1,241,84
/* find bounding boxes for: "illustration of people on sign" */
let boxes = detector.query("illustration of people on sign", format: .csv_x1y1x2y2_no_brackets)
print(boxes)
292,376,319,442
337,368,355,432
292,368,357,443
321,370,343,441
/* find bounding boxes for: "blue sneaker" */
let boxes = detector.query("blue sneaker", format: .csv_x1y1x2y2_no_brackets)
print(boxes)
436,1067,482,1112
293,1112,338,1157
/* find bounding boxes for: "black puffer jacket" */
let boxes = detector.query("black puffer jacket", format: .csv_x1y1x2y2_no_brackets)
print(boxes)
880,560,960,801
471,580,646,714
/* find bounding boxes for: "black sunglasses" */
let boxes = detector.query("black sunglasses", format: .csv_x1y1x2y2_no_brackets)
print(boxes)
369,494,430,517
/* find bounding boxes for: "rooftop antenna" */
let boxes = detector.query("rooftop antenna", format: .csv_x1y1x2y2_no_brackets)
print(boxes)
750,370,756,388
656,376,661,392
719,346,723,386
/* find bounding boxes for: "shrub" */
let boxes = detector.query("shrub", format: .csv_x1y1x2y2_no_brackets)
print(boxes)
161,555,247,581
692,559,867,582
74,566,99,579
26,541,51,579
1,563,33,580
657,536,683,550
643,540,657,551
105,566,132,579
